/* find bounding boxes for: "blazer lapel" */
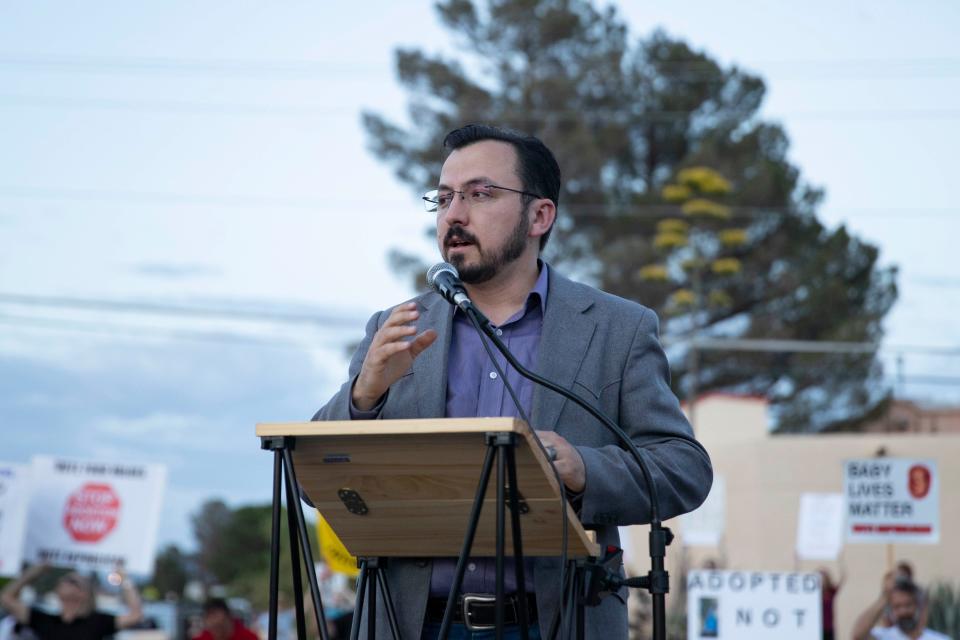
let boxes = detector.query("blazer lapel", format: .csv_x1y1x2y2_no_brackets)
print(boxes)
412,293,454,418
531,269,596,431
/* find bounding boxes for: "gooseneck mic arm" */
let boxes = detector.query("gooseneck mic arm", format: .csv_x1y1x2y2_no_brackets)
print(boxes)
426,262,673,640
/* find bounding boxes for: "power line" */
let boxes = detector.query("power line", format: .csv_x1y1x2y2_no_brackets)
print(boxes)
3,314,955,389
0,313,305,350
0,292,365,327
0,185,956,218
2,92,958,121
3,291,958,358
665,336,960,357
1,53,959,80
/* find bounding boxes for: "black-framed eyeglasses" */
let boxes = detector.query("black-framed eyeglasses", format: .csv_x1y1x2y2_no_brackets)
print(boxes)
422,183,542,213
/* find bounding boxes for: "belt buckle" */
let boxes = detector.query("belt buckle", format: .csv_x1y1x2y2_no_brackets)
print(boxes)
461,593,497,632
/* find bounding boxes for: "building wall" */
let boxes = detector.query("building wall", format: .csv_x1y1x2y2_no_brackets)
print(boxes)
622,394,959,639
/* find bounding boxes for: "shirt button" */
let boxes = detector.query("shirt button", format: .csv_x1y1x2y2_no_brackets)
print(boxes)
489,371,498,379
496,329,503,336
468,563,477,572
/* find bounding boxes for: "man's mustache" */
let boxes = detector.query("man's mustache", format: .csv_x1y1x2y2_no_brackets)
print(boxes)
444,225,480,248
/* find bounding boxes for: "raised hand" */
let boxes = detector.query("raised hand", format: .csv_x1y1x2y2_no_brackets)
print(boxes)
352,302,437,411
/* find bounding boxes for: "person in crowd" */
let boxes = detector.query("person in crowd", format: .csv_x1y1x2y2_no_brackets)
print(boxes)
852,570,951,640
0,563,142,640
818,564,845,640
194,599,258,640
313,123,713,639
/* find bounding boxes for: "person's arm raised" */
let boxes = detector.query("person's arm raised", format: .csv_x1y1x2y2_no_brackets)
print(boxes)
0,563,48,624
852,571,893,640
113,570,143,630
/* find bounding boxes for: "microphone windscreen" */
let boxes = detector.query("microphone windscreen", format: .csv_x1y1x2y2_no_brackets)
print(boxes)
426,262,459,289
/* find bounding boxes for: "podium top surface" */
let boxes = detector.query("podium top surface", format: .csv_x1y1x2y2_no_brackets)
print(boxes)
256,417,525,438
256,418,599,558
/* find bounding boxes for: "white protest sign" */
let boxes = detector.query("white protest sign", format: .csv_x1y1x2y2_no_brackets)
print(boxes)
0,463,30,576
24,456,167,575
795,493,844,560
687,570,821,640
681,475,725,547
844,458,938,544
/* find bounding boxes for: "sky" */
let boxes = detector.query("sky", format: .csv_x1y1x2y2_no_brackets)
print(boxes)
1,1,958,556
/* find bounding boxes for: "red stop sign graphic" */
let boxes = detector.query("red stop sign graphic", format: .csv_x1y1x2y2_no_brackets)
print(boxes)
63,483,121,543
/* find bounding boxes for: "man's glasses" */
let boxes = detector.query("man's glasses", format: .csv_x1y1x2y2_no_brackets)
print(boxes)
422,183,541,213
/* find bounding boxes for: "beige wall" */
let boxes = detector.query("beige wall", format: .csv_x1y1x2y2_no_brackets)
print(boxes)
623,394,959,639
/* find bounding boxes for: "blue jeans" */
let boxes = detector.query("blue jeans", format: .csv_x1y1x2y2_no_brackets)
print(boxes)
420,622,542,639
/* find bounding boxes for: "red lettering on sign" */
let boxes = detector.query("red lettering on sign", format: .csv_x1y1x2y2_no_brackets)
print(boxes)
851,524,932,534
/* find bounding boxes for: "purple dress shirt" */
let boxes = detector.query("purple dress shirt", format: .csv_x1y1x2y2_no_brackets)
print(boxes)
428,264,549,597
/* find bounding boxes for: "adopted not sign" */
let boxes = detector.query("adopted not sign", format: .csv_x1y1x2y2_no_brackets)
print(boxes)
24,456,166,574
844,458,938,544
687,570,821,639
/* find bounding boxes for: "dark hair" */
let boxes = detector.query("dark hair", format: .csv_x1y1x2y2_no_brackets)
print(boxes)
442,124,561,250
892,579,920,602
202,598,231,615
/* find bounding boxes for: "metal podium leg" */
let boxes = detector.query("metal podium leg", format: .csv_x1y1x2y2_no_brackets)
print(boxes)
506,445,530,640
285,469,307,640
282,449,330,640
367,564,377,640
349,561,368,640
269,449,282,640
496,445,506,640
438,442,498,640
375,563,402,640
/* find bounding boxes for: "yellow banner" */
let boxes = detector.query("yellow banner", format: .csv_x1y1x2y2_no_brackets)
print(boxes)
316,512,359,576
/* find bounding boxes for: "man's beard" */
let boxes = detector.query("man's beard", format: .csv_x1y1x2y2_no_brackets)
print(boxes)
444,208,530,284
896,616,918,634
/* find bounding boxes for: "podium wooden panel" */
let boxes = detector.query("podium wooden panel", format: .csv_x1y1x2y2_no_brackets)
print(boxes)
256,418,599,559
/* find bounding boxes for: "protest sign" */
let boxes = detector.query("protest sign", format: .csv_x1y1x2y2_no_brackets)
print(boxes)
844,458,938,543
24,456,166,574
681,475,725,547
795,493,844,560
687,570,821,639
0,463,30,576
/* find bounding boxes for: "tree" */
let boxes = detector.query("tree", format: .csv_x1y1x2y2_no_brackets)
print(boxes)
362,0,897,431
190,499,318,609
151,544,192,599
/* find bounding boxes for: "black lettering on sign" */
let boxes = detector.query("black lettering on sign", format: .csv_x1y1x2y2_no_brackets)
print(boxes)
762,609,780,627
736,609,752,626
729,573,746,591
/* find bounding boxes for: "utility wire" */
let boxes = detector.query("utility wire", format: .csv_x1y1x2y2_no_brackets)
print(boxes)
0,185,956,218
0,313,306,349
2,291,958,357
4,314,956,388
1,93,958,122
1,53,959,80
0,292,365,327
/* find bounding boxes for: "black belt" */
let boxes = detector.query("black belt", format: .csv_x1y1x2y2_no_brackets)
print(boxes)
426,593,538,631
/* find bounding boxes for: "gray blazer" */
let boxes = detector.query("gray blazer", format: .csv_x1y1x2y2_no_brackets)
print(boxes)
314,267,712,639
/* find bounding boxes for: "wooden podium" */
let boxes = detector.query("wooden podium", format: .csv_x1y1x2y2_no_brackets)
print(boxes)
257,417,600,639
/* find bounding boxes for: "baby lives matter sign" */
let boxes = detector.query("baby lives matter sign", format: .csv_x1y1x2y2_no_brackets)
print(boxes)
24,456,166,574
687,571,821,640
845,458,939,544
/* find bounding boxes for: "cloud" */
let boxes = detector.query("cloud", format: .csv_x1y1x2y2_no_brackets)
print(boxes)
131,262,221,280
0,332,339,549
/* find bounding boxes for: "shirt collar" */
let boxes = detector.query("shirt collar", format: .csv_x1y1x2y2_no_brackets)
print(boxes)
451,260,550,322
529,259,550,316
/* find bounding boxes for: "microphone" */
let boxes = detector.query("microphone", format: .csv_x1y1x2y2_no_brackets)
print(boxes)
426,262,475,312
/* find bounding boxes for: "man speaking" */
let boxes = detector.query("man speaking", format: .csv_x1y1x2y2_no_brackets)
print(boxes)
314,124,712,639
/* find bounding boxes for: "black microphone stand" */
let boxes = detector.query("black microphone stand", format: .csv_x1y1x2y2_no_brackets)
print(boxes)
461,302,674,640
